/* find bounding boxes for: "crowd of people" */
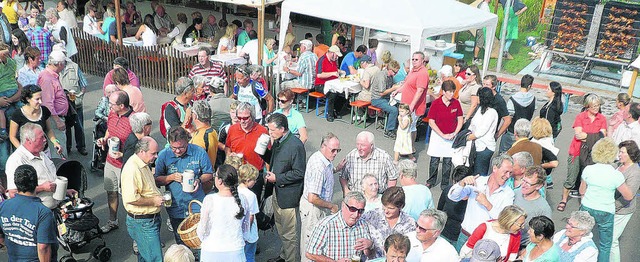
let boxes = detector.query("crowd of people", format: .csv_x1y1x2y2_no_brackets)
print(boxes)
0,1,639,262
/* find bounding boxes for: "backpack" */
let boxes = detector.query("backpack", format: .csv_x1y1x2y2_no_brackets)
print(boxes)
202,127,216,153
159,100,180,138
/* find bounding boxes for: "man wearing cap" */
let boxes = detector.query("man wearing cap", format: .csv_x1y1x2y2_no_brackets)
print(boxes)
54,44,88,155
281,39,317,96
103,57,140,92
340,44,367,76
314,45,343,122
406,209,459,262
37,50,68,149
354,54,378,103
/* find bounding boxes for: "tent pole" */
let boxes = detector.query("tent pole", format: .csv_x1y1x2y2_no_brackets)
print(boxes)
257,0,265,65
496,0,513,72
115,0,122,45
351,25,356,43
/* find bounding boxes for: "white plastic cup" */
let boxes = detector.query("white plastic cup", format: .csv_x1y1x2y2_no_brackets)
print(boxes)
186,37,193,46
182,170,195,192
54,176,68,201
268,21,274,29
108,137,120,158
254,134,270,155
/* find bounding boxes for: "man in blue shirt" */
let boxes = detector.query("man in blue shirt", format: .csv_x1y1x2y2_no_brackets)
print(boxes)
340,45,367,76
0,165,58,261
154,126,214,245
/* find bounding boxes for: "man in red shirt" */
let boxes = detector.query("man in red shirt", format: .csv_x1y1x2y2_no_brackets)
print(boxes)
314,45,343,122
225,101,269,203
394,52,430,139
96,90,134,233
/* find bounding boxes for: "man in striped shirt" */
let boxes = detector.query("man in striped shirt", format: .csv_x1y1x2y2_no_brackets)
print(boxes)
281,39,317,97
306,191,374,261
189,47,228,96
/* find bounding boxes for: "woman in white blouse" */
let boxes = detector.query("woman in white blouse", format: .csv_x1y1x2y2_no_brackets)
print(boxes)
467,87,499,176
134,15,158,46
217,24,237,54
197,164,247,261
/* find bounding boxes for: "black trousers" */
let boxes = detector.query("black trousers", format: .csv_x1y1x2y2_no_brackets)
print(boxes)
314,84,346,117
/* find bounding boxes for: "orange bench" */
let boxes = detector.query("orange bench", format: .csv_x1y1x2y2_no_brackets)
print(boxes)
308,92,328,118
350,100,371,128
290,88,310,112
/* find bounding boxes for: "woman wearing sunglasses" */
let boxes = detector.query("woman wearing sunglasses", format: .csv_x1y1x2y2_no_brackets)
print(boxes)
459,65,482,120
273,89,307,143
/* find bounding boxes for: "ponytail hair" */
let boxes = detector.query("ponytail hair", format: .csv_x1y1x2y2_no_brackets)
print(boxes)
216,164,245,219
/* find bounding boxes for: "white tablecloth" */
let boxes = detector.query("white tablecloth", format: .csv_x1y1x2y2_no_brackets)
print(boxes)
210,53,247,66
324,79,362,98
122,37,143,46
173,43,213,57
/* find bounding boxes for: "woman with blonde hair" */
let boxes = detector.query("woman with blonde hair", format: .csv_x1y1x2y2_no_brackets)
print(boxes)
530,117,559,186
262,38,278,66
217,24,237,54
460,205,526,262
579,137,635,262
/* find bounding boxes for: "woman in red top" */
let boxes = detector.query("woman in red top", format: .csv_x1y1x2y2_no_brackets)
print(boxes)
460,205,526,262
454,59,468,82
557,94,607,212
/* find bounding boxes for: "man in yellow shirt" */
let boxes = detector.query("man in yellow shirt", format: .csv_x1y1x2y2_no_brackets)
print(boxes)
189,100,220,194
121,136,164,261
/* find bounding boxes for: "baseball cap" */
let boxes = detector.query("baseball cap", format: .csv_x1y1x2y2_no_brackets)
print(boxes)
470,239,501,262
299,39,313,47
328,45,343,57
49,51,67,63
359,55,372,63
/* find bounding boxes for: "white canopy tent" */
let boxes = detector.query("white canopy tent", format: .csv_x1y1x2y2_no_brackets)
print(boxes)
207,0,283,8
278,0,498,75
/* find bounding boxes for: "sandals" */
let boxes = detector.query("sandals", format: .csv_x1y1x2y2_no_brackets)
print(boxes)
557,201,567,212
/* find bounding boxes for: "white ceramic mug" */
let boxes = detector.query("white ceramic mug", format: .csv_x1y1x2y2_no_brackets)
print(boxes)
54,176,68,201
254,134,270,155
182,170,196,192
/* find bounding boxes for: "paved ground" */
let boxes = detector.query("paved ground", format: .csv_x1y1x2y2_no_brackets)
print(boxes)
0,71,637,261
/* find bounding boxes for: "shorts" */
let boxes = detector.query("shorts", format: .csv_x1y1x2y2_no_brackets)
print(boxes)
0,89,18,110
104,161,122,192
475,29,485,49
410,112,418,132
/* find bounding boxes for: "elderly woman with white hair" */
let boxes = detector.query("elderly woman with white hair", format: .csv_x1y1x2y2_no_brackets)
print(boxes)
552,211,598,262
362,174,382,212
578,137,635,262
191,75,208,101
433,65,461,100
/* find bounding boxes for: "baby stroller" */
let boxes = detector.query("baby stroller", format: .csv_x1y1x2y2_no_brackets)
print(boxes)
91,117,108,172
52,159,112,262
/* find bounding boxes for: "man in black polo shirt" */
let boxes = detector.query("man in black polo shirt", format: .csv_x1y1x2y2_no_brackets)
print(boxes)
483,75,511,148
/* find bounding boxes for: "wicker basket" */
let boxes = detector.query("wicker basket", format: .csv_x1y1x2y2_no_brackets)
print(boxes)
177,200,202,249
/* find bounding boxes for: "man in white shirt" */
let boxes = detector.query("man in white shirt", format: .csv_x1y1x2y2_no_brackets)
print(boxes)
406,209,459,262
612,102,640,146
82,5,102,36
239,30,260,65
447,154,515,251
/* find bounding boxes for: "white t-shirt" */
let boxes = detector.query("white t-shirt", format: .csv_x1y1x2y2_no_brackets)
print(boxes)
197,193,246,252
406,231,459,262
239,186,259,243
217,37,234,54
241,39,261,65
83,15,100,35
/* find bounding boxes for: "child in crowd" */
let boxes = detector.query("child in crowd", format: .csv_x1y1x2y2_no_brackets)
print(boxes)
237,164,259,262
437,165,471,246
95,84,119,122
394,103,414,163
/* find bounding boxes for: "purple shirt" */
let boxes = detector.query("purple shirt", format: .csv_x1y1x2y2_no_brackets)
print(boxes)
37,68,69,116
26,27,53,67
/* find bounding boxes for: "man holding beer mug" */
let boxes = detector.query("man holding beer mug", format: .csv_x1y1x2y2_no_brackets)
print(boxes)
154,126,213,246
121,136,164,261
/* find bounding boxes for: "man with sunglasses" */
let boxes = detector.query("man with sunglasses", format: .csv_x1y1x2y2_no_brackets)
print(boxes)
306,191,374,261
154,126,213,246
406,209,459,261
300,132,341,262
514,165,551,249
370,60,402,138
392,52,430,142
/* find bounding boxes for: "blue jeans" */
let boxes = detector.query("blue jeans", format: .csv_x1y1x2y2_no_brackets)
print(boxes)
474,148,494,176
455,232,470,253
498,131,514,154
244,241,257,262
126,215,163,262
169,217,185,245
370,98,398,131
580,205,614,262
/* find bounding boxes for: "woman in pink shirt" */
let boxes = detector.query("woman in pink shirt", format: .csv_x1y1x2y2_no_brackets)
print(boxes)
112,67,146,113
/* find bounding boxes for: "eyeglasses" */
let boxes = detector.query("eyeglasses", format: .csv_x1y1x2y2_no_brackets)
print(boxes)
329,147,341,153
411,58,421,61
145,121,153,126
390,69,399,75
522,179,539,187
343,201,365,214
170,144,187,151
278,99,289,103
237,116,251,121
416,222,437,232
466,72,474,76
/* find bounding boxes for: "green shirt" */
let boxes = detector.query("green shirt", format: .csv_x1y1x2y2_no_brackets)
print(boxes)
237,30,250,47
0,57,18,93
